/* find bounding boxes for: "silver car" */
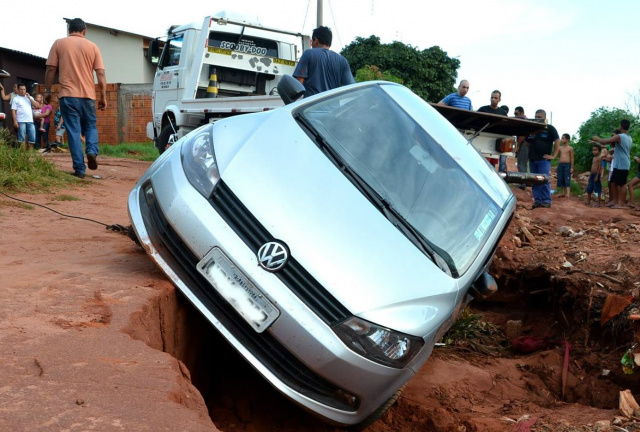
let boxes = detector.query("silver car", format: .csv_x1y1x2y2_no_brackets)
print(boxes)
128,80,515,427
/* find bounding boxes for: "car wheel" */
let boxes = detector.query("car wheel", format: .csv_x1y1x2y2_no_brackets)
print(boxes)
349,384,406,431
157,124,178,155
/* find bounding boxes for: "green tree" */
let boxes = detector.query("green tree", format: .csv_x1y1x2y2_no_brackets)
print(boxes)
574,107,640,173
340,36,459,102
354,65,403,84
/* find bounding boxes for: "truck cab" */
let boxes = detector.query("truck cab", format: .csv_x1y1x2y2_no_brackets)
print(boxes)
147,13,307,153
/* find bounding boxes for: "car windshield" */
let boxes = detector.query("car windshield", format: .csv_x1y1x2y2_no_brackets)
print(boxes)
296,84,503,275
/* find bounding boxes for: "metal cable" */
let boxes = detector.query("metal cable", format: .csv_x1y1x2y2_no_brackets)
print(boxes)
0,190,132,235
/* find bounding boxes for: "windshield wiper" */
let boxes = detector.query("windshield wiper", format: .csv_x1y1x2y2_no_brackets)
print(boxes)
294,114,458,277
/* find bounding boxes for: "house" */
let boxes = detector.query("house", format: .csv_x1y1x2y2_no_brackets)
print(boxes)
75,19,158,85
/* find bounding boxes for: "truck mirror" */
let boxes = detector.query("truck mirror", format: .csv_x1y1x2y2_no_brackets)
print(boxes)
147,40,160,65
277,75,304,105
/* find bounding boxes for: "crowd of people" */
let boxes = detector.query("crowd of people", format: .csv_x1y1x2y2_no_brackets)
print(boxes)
438,81,638,210
0,18,105,179
1,82,66,153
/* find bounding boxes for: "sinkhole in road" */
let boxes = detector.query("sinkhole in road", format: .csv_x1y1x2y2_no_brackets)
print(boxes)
125,289,334,431
472,266,639,410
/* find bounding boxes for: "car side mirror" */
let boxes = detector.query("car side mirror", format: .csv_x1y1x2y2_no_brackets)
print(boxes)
277,75,304,105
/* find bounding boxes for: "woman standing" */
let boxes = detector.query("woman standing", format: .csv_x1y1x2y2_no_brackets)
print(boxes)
34,93,52,151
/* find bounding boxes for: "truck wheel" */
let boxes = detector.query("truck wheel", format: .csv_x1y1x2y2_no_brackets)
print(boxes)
157,124,178,155
349,384,406,431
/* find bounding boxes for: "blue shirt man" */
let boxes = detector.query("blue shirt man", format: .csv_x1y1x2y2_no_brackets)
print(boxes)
438,80,472,110
293,26,355,98
526,109,559,208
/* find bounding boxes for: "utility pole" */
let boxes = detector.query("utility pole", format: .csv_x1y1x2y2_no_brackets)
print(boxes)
317,0,323,27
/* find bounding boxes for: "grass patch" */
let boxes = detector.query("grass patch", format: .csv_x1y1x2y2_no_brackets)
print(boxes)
51,194,80,201
0,131,82,193
0,129,157,194
98,142,158,162
441,307,507,356
0,201,34,210
570,181,583,196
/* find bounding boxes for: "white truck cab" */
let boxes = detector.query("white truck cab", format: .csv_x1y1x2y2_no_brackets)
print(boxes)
147,13,308,153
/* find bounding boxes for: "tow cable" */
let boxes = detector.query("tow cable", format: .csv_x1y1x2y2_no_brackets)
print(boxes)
0,190,137,241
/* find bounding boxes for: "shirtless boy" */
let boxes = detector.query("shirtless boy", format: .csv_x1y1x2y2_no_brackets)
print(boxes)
585,144,603,206
545,133,574,198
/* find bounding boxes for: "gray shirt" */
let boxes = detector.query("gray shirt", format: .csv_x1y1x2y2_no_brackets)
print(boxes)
614,133,632,170
293,48,355,97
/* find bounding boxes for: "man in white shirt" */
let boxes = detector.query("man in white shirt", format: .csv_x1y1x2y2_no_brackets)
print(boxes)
11,83,38,149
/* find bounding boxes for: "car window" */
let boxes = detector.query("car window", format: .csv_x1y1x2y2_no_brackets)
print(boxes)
297,84,503,275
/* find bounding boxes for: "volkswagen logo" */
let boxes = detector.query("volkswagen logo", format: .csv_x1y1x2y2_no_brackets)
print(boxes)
257,241,289,272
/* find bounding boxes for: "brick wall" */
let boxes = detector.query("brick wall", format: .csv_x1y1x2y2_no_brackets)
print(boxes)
39,83,152,145
119,84,154,143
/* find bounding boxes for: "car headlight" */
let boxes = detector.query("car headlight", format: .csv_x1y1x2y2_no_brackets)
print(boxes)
334,317,424,368
181,125,220,198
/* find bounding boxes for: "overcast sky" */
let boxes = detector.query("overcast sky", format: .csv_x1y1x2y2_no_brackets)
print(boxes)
3,0,639,138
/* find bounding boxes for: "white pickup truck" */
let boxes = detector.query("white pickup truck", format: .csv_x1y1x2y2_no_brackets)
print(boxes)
431,103,549,185
145,13,308,154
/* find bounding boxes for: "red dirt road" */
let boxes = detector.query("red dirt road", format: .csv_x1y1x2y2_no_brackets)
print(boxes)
2,153,640,431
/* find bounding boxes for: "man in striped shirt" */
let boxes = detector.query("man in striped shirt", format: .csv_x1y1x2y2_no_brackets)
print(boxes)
438,80,472,110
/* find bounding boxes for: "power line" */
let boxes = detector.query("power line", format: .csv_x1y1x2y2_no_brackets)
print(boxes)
327,0,343,49
302,0,311,33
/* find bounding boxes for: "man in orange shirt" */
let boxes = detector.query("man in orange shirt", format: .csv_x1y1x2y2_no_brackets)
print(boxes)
45,18,107,179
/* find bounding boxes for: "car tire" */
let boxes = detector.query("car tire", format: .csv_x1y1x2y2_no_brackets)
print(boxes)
157,124,178,155
349,384,406,431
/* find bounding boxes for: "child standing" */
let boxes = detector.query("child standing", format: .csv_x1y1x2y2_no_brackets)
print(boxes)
585,144,603,206
545,133,574,198
32,93,45,132
52,96,66,149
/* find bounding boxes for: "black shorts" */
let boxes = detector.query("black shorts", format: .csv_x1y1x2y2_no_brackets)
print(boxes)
611,168,629,186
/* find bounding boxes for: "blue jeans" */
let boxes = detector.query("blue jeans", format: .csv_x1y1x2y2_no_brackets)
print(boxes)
35,122,50,149
17,122,35,144
529,159,551,204
556,162,571,188
498,155,507,172
60,97,99,175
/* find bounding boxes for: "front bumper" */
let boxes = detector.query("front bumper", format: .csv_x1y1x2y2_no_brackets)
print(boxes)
127,147,421,425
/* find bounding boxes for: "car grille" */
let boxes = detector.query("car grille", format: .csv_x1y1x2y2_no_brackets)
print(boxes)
140,182,358,412
209,181,351,326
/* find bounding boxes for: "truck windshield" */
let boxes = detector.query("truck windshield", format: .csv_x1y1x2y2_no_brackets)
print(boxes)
296,85,503,276
209,32,278,57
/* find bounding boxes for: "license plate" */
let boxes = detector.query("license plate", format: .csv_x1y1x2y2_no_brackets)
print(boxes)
197,248,279,332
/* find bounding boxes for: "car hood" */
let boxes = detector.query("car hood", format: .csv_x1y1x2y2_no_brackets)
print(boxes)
211,109,489,334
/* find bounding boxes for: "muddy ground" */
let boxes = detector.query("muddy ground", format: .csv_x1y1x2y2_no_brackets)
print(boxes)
1,153,640,432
